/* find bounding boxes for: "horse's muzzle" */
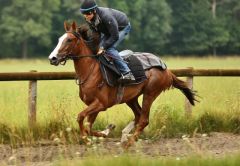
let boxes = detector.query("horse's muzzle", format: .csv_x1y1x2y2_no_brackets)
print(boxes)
49,57,60,66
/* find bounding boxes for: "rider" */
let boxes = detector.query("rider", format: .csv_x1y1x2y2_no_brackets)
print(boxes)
80,0,135,83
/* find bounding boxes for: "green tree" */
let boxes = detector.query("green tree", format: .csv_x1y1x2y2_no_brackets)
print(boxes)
215,0,240,54
167,0,208,55
105,0,171,54
0,0,239,58
166,0,229,55
49,0,82,51
0,0,15,58
140,0,172,53
208,0,230,55
0,0,60,58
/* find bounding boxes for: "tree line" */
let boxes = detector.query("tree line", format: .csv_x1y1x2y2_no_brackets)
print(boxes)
0,0,240,58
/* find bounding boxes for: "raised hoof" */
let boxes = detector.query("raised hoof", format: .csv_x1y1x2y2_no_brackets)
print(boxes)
100,124,116,136
91,131,108,138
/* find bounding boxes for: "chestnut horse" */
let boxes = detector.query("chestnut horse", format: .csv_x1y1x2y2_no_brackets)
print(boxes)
49,21,197,147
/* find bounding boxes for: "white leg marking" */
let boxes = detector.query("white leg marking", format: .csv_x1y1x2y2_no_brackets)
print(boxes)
121,121,135,143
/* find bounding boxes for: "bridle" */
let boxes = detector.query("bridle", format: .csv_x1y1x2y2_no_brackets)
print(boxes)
56,31,100,85
56,31,98,65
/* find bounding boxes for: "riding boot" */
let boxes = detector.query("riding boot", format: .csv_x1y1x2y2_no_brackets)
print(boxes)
119,71,136,83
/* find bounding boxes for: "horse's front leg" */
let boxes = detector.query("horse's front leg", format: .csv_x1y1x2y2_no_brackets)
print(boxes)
86,112,108,137
77,100,105,143
85,112,99,135
86,112,115,138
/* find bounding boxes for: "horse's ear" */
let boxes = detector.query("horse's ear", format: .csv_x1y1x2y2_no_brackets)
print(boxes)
64,21,70,31
71,21,77,31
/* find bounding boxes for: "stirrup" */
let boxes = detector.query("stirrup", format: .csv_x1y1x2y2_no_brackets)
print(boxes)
118,72,135,83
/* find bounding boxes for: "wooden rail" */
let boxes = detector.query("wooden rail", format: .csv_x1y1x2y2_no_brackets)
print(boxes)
0,68,239,127
0,69,240,81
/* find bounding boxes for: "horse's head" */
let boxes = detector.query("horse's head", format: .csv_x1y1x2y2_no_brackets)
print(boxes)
49,21,81,66
49,21,100,66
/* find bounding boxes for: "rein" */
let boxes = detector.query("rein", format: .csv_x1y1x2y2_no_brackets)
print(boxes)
60,54,98,65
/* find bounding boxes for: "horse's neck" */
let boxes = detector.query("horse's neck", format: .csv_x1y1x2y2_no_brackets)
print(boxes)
73,57,98,76
73,39,102,85
73,48,101,85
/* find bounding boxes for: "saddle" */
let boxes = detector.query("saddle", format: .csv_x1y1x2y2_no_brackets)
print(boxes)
97,50,167,87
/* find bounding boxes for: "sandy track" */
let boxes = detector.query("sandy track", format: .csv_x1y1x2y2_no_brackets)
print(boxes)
0,132,240,165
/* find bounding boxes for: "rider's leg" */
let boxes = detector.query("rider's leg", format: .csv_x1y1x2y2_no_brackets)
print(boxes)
106,24,135,81
106,47,135,82
106,47,129,73
113,23,131,48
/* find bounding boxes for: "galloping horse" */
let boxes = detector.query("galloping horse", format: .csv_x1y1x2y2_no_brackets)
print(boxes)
49,21,197,147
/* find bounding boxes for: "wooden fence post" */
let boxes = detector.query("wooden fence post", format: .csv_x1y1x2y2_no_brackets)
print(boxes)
28,70,37,127
185,67,193,117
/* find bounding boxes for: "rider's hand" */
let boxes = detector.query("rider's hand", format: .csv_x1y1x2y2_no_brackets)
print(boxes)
97,47,104,55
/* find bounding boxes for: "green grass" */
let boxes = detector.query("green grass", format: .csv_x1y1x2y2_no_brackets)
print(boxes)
0,56,239,144
1,153,240,166
54,154,240,166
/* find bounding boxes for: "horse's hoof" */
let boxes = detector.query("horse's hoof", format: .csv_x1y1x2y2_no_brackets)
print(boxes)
79,136,92,145
121,133,132,143
122,141,132,150
100,124,116,136
120,137,135,150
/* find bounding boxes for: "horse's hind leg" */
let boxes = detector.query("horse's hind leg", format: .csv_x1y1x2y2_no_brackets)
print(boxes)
126,93,160,148
121,98,142,142
126,98,142,125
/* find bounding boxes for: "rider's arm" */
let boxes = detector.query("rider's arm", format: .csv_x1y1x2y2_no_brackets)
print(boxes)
101,15,119,50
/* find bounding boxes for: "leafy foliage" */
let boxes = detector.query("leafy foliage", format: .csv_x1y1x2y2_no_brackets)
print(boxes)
0,0,60,58
0,0,239,58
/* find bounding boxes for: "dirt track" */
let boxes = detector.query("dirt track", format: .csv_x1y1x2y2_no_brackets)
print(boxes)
0,132,240,165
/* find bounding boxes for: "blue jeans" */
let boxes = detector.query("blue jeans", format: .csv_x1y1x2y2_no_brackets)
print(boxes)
100,23,131,74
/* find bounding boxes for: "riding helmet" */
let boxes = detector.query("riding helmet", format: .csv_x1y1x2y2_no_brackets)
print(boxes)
80,0,98,13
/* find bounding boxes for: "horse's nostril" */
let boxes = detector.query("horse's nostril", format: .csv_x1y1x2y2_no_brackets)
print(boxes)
51,57,57,61
49,56,59,66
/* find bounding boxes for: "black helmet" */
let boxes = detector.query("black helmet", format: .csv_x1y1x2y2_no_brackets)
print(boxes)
80,0,98,13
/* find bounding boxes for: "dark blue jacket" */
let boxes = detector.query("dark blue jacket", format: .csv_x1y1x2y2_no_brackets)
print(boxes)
87,7,129,49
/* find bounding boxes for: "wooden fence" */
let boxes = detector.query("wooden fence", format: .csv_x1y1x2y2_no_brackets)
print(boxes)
0,68,240,127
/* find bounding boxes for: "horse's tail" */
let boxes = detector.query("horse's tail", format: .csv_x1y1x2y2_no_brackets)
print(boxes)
171,72,197,106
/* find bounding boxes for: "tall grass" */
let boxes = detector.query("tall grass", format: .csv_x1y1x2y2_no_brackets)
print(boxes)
0,57,239,144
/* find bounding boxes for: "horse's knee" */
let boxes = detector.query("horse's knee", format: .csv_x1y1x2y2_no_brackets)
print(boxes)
134,116,140,125
144,120,149,126
77,112,86,123
140,119,149,128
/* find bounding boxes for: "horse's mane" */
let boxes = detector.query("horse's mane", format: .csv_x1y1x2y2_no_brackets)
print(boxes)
77,24,100,54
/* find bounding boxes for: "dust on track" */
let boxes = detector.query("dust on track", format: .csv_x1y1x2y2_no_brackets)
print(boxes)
0,132,240,165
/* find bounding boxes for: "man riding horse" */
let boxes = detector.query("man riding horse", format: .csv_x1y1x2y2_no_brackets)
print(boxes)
80,0,135,83
48,0,197,148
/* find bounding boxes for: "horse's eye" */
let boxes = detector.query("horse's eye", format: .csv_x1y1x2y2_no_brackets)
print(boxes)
67,39,72,43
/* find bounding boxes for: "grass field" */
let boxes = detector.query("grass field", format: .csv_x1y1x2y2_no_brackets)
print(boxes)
0,56,240,165
54,154,240,166
0,56,239,143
